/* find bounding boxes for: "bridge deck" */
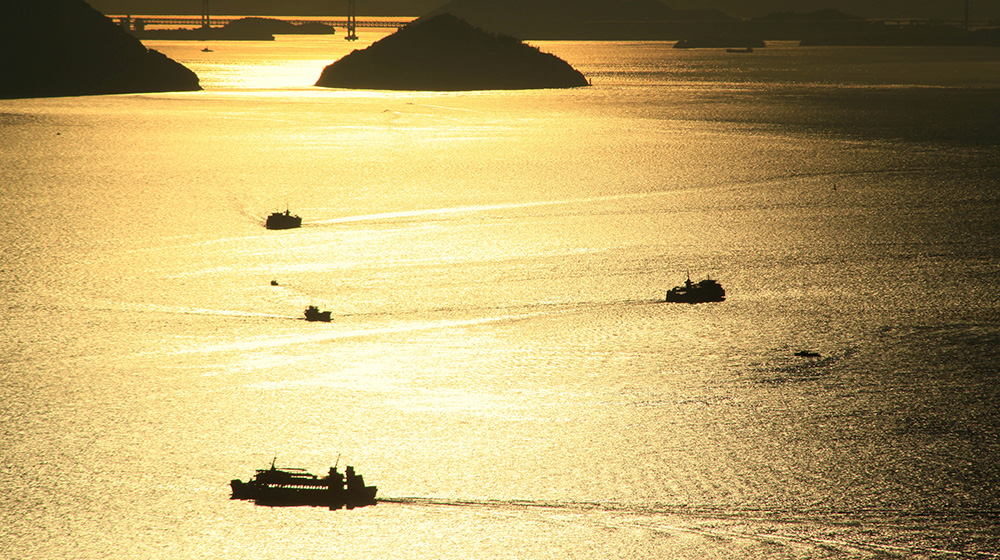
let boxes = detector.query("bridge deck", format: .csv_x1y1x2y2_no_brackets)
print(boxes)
109,16,413,29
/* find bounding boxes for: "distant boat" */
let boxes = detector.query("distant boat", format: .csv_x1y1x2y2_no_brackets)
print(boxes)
266,209,302,230
794,350,821,358
726,47,753,53
665,274,726,304
231,458,377,510
201,47,213,52
304,305,332,322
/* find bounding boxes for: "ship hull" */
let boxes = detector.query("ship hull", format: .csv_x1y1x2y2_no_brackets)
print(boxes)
230,464,377,510
265,212,302,230
665,277,726,304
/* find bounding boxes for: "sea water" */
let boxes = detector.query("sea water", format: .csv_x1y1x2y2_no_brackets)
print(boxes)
1,31,999,559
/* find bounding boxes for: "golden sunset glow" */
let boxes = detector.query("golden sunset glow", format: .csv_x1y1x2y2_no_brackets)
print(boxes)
2,1,999,558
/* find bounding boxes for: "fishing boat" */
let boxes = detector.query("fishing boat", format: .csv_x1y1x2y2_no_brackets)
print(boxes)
665,274,726,303
230,458,378,509
304,305,332,322
265,209,302,230
726,47,753,53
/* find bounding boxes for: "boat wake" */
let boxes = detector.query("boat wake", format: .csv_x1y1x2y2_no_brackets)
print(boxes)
305,191,689,227
382,497,1000,559
178,311,553,354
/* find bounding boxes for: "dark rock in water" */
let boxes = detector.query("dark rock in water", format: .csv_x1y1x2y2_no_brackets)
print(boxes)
0,0,200,99
315,14,589,91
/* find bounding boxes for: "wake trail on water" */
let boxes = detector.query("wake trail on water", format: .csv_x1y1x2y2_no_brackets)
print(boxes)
381,497,1000,559
278,164,988,229
306,191,690,227
157,297,662,354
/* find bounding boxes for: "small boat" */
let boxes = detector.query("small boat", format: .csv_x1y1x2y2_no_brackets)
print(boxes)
665,274,726,304
266,210,302,230
794,350,821,358
726,47,753,53
231,458,377,510
201,47,213,52
304,305,332,322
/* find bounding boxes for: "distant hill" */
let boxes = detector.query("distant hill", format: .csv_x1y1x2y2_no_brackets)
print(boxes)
666,0,1000,21
0,0,200,99
420,0,735,39
86,0,442,17
129,17,336,40
315,14,589,91
84,0,1000,21
801,22,1000,46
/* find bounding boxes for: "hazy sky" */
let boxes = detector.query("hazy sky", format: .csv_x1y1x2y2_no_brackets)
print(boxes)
86,0,996,20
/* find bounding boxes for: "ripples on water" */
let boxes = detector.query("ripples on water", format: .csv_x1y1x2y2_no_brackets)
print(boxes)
1,34,999,559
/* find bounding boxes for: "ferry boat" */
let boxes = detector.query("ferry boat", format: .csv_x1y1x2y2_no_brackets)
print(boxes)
665,274,726,303
266,209,302,230
304,305,332,322
230,459,378,509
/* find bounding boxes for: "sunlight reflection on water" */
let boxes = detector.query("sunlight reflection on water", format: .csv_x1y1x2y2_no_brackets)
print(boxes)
1,35,998,560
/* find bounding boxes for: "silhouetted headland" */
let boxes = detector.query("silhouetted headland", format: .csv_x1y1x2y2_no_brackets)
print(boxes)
315,14,589,91
0,0,200,99
128,17,336,41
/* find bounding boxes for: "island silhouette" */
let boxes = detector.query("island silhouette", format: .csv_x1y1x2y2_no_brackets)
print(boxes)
418,0,998,45
129,16,337,41
0,0,200,99
314,14,589,91
420,0,734,40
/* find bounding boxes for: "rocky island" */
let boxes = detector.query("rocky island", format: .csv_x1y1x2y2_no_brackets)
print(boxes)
314,14,589,91
0,0,200,99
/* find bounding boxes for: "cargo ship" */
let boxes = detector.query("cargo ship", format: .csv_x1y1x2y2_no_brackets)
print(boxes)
665,274,726,303
265,209,302,230
230,459,377,509
304,305,332,322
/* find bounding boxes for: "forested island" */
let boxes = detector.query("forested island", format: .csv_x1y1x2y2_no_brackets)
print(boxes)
315,14,589,91
0,0,200,99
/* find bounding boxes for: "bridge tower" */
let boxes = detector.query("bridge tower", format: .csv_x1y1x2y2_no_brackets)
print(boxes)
345,0,359,41
201,0,210,29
